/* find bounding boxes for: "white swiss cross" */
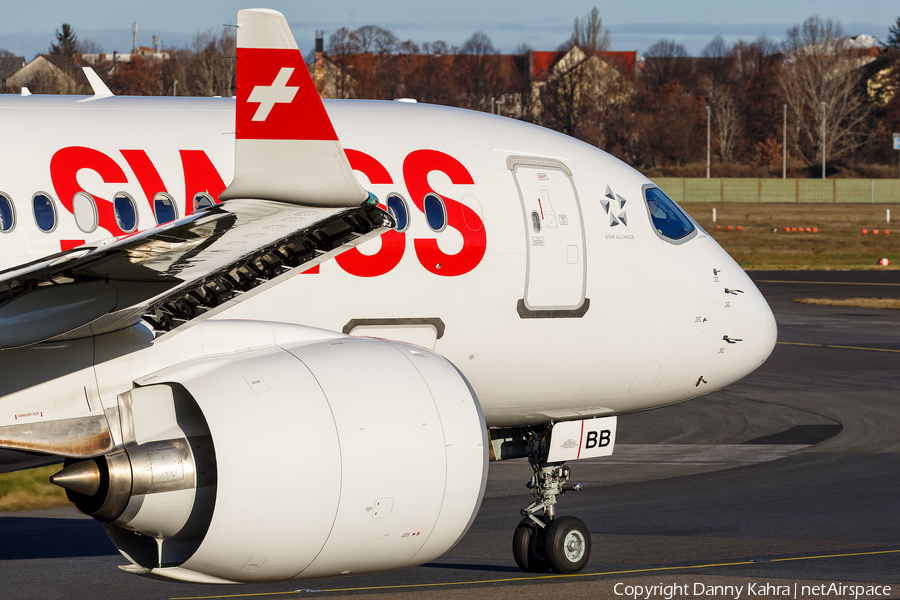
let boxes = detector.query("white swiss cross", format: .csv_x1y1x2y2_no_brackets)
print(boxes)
247,67,299,121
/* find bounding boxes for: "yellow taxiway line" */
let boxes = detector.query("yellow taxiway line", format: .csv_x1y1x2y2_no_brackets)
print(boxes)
777,341,900,354
170,548,900,599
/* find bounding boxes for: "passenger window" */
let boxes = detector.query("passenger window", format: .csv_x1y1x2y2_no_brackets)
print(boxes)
193,192,215,212
114,192,138,233
73,192,98,233
32,193,57,233
531,210,541,233
386,194,409,232
0,193,15,232
423,193,447,232
153,192,178,225
644,187,695,241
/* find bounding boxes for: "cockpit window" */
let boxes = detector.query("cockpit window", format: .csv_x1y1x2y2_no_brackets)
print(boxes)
643,186,696,244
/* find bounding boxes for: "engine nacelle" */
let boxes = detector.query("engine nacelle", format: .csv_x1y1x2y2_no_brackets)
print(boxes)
60,334,488,583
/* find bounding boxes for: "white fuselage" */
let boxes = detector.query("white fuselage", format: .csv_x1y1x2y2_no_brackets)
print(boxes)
0,95,776,427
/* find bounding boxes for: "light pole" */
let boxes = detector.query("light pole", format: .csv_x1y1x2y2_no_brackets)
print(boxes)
894,133,900,180
173,80,178,97
821,101,826,179
782,104,787,179
706,105,711,179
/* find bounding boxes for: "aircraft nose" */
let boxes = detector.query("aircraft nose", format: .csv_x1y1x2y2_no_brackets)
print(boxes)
719,271,777,385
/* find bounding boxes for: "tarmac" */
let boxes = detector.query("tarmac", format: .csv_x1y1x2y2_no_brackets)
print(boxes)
1,270,899,599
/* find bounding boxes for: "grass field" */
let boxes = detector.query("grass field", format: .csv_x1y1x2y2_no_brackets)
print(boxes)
683,203,900,270
0,464,68,512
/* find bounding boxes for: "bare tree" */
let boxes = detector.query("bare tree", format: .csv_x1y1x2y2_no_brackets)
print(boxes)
542,47,631,146
509,43,538,122
779,16,871,168
384,39,420,99
109,55,162,95
642,39,693,90
699,35,734,86
566,7,610,52
78,38,103,55
326,27,360,99
632,82,705,167
351,25,399,99
702,78,743,162
731,35,778,83
182,28,236,97
405,41,459,106
455,32,507,111
542,49,594,137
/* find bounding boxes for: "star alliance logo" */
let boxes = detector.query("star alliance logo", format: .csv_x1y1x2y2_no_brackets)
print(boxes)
601,185,627,227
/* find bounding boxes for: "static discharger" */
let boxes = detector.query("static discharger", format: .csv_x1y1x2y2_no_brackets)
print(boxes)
50,460,102,497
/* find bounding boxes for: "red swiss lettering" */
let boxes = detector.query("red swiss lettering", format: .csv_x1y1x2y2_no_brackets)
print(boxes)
181,150,226,209
402,150,485,276
120,149,167,207
50,146,130,236
60,239,85,252
334,149,405,277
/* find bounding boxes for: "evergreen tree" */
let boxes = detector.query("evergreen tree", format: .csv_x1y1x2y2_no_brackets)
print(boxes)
887,16,900,52
50,24,79,57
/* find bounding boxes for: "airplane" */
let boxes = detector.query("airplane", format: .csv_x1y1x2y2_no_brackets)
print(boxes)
0,8,777,584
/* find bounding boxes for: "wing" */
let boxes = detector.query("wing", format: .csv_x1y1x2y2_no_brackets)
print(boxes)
0,9,392,350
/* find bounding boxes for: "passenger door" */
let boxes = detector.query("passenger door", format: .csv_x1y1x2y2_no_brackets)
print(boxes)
510,157,586,311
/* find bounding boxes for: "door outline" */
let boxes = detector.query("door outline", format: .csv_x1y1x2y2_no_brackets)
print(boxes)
508,156,589,316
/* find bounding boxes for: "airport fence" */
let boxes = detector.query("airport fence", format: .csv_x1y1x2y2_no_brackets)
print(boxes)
654,178,900,204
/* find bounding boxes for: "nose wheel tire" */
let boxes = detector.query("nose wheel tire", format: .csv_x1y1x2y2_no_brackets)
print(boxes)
545,516,591,574
512,518,550,572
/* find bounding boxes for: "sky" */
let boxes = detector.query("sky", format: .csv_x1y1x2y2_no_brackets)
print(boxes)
0,0,896,60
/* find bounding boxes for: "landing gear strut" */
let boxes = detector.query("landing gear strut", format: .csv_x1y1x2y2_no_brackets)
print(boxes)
512,425,591,574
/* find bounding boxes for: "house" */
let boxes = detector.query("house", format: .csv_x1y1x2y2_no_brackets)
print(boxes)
5,55,81,94
307,43,642,118
507,47,641,120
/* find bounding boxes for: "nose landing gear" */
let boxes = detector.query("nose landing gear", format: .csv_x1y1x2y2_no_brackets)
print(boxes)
512,427,591,574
